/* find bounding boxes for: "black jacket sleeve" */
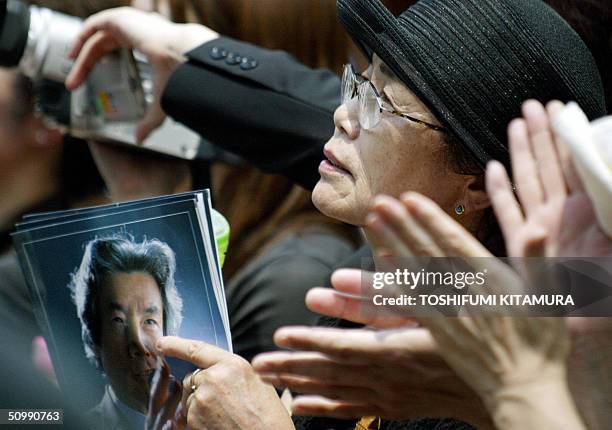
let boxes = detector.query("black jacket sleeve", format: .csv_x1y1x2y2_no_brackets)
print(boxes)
161,36,341,190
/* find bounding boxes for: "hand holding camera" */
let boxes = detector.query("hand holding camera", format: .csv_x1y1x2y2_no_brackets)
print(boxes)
65,7,218,142
0,1,218,158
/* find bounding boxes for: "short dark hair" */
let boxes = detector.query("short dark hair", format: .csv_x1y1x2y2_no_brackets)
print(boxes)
69,234,183,368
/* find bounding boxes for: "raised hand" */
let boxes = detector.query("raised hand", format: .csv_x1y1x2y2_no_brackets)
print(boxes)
252,326,492,428
486,100,612,258
65,7,218,142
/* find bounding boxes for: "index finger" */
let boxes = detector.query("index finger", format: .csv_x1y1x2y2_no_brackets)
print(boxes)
305,287,413,329
157,336,232,369
68,9,122,59
522,100,566,201
65,30,119,90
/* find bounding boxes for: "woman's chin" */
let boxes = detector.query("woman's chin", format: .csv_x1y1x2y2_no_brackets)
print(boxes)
312,180,363,226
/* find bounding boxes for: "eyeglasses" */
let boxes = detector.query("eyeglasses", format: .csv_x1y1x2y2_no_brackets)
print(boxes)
341,64,446,133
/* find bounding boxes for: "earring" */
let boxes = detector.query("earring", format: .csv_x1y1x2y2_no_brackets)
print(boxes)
455,204,465,216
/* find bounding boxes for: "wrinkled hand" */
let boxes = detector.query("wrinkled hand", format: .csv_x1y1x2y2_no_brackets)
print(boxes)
305,192,496,328
485,101,611,428
65,7,218,142
305,268,417,328
486,100,612,258
88,141,191,202
425,314,581,430
364,194,571,400
282,189,577,428
306,192,520,326
157,336,295,430
252,326,492,428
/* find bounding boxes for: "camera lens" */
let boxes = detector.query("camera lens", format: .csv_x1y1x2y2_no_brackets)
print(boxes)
0,0,30,67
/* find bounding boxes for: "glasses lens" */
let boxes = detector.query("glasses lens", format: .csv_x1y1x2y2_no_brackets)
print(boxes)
358,82,380,130
341,65,355,105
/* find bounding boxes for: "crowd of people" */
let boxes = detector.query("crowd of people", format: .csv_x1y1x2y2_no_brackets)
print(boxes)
0,0,611,429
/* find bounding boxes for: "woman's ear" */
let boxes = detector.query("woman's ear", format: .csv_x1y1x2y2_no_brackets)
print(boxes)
462,174,491,213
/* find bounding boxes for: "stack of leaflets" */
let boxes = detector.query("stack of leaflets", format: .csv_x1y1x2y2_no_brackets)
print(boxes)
12,190,230,427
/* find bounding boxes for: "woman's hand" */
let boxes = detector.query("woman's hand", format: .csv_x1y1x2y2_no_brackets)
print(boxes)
157,336,295,430
363,190,584,430
486,100,612,258
65,7,218,142
259,185,582,429
306,192,519,326
252,326,493,428
305,268,417,328
485,101,612,429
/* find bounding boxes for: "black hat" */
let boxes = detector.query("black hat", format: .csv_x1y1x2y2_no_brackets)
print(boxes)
337,0,606,170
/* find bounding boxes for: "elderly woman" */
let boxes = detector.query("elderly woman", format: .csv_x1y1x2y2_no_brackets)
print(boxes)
253,99,612,430
65,0,606,428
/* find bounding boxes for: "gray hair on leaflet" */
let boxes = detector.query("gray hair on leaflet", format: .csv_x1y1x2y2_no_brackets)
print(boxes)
68,234,183,368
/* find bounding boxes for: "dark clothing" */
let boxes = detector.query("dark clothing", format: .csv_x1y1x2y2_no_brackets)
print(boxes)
0,229,11,256
0,252,42,360
163,36,355,361
228,225,357,362
162,36,340,190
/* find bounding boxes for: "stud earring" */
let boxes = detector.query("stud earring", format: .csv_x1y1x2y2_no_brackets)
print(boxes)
455,204,465,216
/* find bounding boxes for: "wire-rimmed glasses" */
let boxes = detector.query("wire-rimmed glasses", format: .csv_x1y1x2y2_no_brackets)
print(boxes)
341,64,446,132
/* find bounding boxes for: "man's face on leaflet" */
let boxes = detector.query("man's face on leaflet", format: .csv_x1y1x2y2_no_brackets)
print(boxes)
96,271,164,413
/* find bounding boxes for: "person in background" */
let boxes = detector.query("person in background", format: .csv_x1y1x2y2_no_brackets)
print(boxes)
187,0,361,361
0,0,123,380
0,70,63,255
92,0,362,362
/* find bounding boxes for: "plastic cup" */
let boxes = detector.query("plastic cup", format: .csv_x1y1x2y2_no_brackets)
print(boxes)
212,209,230,268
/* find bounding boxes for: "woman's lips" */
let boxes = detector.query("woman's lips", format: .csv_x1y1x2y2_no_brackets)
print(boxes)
321,148,352,177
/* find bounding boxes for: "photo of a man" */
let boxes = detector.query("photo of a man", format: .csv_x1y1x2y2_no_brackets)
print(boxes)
69,235,183,429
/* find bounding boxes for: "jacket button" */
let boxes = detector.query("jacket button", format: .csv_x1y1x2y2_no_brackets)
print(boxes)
225,53,242,65
240,57,258,70
210,46,227,60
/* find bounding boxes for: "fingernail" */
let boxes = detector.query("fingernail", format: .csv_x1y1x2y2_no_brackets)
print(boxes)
372,194,395,208
365,213,380,228
522,99,540,113
381,197,405,215
155,339,163,351
258,373,279,383
64,79,73,91
273,329,288,344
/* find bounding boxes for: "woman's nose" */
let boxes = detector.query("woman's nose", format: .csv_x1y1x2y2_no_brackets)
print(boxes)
333,98,360,140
